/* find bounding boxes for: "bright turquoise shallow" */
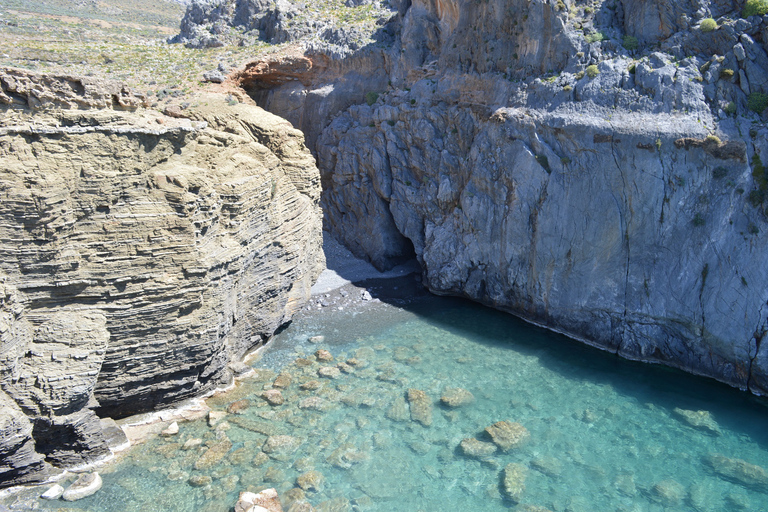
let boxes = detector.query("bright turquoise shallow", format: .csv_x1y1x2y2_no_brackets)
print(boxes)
18,293,768,511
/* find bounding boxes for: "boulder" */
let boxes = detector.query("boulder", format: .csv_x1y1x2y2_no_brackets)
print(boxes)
459,438,497,459
440,388,475,408
485,421,530,451
502,463,526,503
61,472,102,501
406,389,433,426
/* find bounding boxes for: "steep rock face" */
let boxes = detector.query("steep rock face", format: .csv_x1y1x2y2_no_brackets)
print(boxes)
0,68,323,486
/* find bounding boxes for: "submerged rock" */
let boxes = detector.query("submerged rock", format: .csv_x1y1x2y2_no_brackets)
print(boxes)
300,380,323,391
262,389,285,406
407,389,433,427
296,470,324,492
318,367,341,379
194,437,233,470
530,457,563,478
386,396,409,422
485,421,530,451
502,463,526,503
326,443,367,469
315,350,334,362
440,388,475,408
299,397,329,411
227,399,252,415
650,479,685,506
673,408,721,435
459,438,497,459
704,453,768,491
161,421,180,436
287,501,316,512
188,474,212,487
208,411,227,427
61,472,102,501
273,373,293,389
263,435,302,461
235,488,284,512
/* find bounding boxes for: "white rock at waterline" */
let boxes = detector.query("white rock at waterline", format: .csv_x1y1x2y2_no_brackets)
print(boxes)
308,335,325,343
40,484,64,499
62,472,102,501
161,421,179,436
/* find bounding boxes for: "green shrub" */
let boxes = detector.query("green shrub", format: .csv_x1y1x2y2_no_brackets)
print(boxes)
705,134,721,145
575,70,585,80
692,213,706,226
700,18,717,32
622,35,639,50
724,102,737,115
585,32,605,43
743,0,768,17
713,167,728,179
536,155,551,173
747,92,768,113
586,65,600,78
365,91,379,106
720,68,734,79
563,85,573,92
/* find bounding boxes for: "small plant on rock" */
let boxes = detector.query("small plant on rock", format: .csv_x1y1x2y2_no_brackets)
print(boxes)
747,92,768,114
720,68,734,79
724,102,737,116
700,18,718,32
365,91,379,106
585,32,605,44
705,134,722,145
586,65,600,78
743,0,768,17
622,35,639,50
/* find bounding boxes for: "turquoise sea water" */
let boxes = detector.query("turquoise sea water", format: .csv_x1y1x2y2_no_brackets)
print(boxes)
11,290,768,512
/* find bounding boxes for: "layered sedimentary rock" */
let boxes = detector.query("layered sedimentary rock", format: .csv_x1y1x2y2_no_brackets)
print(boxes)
226,0,768,395
0,68,323,486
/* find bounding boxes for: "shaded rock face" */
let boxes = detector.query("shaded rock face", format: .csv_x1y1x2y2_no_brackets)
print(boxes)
0,68,323,486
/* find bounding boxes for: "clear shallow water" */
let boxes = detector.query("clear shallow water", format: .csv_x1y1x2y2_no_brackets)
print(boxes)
15,292,768,512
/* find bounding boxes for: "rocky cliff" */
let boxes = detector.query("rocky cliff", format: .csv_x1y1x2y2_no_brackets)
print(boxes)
0,68,324,486
182,0,768,396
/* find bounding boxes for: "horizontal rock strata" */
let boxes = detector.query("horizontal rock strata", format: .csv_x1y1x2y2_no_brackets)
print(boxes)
0,68,323,486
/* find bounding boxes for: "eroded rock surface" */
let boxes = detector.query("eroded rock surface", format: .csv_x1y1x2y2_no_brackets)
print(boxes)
0,67,323,486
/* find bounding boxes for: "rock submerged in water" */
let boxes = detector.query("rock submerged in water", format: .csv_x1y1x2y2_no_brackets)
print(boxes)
194,437,233,470
296,470,325,492
673,408,721,435
459,438,497,459
235,488,284,512
704,453,768,491
262,389,285,406
440,387,474,408
485,421,530,451
650,479,685,506
263,435,302,461
61,472,102,501
407,389,433,426
317,367,341,379
227,399,252,414
502,463,526,503
386,396,409,422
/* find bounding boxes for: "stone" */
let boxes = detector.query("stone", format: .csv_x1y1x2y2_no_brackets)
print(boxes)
485,421,530,451
161,421,180,436
326,443,367,469
264,466,285,483
40,484,64,499
299,397,329,411
296,470,324,492
262,389,285,406
704,453,768,491
273,373,293,389
288,501,316,512
530,457,563,478
502,463,526,503
308,336,325,344
189,474,212,487
406,389,433,427
194,437,233,470
181,437,203,450
440,388,474,408
317,367,341,379
673,408,721,435
650,479,685,506
300,380,322,391
263,435,302,461
459,438,497,459
228,399,252,414
315,350,334,362
386,396,409,422
235,488,283,512
316,497,350,512
208,411,227,427
61,472,103,501
282,487,306,508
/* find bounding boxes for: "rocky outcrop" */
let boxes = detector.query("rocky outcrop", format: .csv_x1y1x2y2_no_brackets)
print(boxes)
0,68,323,486
224,0,768,396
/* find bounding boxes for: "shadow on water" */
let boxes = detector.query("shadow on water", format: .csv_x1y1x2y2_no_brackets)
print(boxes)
356,273,768,451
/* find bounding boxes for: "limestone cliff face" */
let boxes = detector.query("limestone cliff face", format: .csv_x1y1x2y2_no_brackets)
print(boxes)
0,68,323,486
231,0,768,395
